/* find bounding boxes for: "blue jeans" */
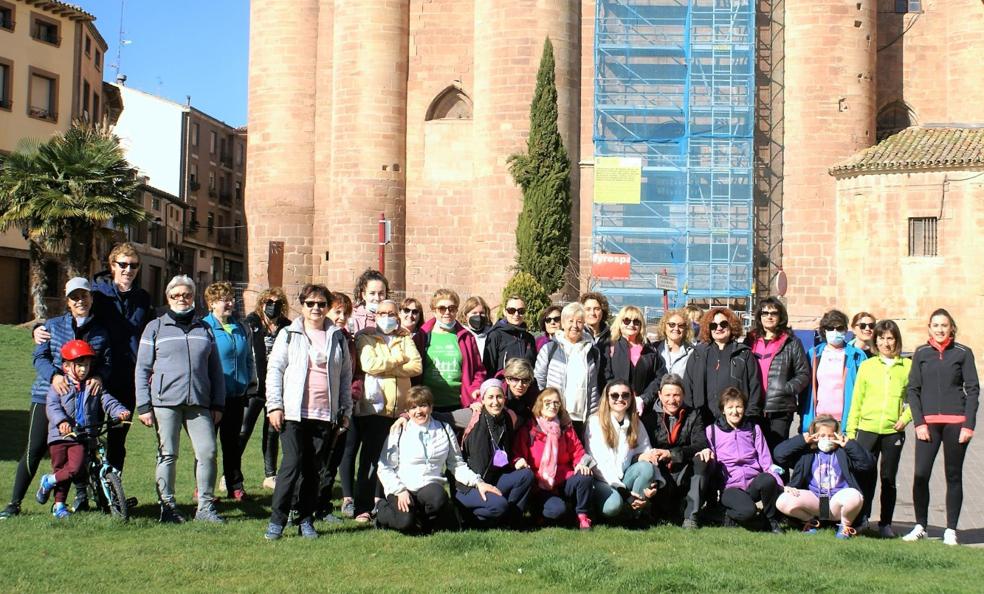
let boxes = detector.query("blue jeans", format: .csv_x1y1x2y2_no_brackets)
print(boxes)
537,472,593,519
456,468,535,522
593,460,657,518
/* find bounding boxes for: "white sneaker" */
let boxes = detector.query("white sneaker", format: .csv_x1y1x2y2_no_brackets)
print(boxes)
902,524,927,542
878,524,895,539
943,529,958,546
262,476,277,490
217,475,227,494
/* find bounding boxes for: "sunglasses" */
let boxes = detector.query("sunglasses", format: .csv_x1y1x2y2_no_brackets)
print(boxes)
169,292,193,300
608,391,633,401
505,307,526,316
621,318,642,327
542,401,561,408
115,261,140,270
665,321,685,329
760,310,780,318
436,305,458,314
265,299,282,306
401,308,420,317
856,323,875,330
505,376,532,385
544,316,561,324
709,321,730,331
823,325,847,332
304,301,328,309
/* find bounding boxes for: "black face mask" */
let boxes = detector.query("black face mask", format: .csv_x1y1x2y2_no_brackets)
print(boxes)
264,301,283,319
468,315,489,332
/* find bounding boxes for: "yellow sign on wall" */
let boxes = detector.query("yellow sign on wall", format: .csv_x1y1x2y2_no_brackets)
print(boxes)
593,156,642,204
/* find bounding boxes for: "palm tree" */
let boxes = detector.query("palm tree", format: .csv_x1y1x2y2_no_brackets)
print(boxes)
0,122,146,320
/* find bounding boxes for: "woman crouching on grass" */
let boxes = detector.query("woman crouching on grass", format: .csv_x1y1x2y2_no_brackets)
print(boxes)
376,386,500,534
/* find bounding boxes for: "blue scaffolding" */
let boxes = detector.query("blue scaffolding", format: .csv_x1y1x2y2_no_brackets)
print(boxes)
593,0,755,313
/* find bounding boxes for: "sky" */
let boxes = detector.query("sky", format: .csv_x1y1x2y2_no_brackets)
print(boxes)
80,0,250,126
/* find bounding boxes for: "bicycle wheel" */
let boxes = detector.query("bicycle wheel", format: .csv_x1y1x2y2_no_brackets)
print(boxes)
103,471,129,522
89,470,109,513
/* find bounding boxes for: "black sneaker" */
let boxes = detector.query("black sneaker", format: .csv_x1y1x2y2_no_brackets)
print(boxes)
0,503,20,519
72,490,90,513
160,503,187,524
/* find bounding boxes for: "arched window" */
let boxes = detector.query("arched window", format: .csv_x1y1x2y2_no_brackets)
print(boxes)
876,101,914,142
425,86,472,121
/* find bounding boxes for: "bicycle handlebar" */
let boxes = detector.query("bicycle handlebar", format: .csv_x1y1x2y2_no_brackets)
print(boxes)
65,418,133,439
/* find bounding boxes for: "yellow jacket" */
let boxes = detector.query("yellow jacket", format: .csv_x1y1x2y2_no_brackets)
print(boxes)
355,330,422,417
846,356,912,438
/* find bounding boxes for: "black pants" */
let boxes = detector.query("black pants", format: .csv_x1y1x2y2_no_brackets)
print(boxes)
376,483,458,534
320,418,358,510
353,415,395,515
720,472,780,526
240,396,279,478
761,411,794,453
913,423,968,530
854,429,905,526
654,459,707,522
270,419,334,526
218,396,246,491
8,402,48,506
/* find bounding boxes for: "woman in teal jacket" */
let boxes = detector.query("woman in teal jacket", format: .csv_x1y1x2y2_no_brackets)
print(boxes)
202,282,256,502
799,310,865,433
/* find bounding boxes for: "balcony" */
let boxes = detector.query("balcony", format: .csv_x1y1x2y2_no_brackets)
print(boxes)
208,187,217,199
219,151,233,169
217,228,232,247
218,191,232,207
189,180,200,192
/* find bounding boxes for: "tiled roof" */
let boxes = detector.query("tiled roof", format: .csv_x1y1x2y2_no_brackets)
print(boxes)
830,126,984,175
23,0,95,21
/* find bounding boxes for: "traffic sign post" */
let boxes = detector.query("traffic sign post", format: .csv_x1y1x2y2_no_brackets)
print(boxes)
656,270,677,314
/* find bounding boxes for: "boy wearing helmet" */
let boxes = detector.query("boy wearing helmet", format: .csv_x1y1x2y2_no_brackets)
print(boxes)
35,340,130,518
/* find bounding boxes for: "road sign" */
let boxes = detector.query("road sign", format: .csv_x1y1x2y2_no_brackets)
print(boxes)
655,274,677,292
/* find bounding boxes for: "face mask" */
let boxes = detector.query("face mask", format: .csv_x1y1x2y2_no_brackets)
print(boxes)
263,301,282,319
825,330,846,347
438,320,456,332
170,305,195,315
468,315,488,331
377,317,398,334
366,302,379,314
817,438,837,453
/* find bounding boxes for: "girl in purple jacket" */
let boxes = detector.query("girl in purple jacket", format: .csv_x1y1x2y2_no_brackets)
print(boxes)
699,387,783,533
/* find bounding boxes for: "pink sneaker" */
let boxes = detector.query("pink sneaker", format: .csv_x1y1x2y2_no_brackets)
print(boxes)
231,488,246,502
577,513,592,530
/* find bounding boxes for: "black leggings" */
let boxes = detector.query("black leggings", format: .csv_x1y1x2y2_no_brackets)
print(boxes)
353,415,394,515
376,483,458,534
762,412,794,453
8,402,48,506
854,429,904,526
913,423,968,530
240,396,279,478
720,472,780,526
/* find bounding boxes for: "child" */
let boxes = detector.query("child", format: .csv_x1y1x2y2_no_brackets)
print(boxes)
36,340,131,518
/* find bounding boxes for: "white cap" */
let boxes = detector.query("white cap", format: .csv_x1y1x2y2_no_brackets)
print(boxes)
65,277,91,296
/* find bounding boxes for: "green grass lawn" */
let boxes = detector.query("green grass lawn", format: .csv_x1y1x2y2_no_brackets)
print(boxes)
0,324,982,593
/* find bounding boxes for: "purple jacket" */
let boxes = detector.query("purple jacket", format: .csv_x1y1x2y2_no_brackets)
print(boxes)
46,382,128,445
706,418,782,491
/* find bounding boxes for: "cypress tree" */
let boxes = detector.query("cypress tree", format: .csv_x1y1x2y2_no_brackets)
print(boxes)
507,37,571,295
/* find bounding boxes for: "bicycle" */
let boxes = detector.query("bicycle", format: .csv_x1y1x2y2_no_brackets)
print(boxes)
66,419,132,522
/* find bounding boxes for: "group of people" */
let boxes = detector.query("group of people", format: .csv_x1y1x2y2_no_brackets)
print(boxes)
1,243,977,547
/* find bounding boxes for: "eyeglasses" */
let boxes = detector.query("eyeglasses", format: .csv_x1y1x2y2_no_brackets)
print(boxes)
709,321,730,331
265,299,282,306
621,318,642,327
544,316,561,325
542,401,561,408
304,301,328,309
436,305,458,314
505,376,532,385
608,391,633,402
823,325,847,332
856,323,875,330
169,292,193,301
115,261,140,270
505,307,526,316
760,310,780,318
401,308,420,317
665,321,685,329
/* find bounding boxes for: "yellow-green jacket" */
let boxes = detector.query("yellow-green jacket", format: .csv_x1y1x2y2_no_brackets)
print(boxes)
355,330,422,417
846,356,912,438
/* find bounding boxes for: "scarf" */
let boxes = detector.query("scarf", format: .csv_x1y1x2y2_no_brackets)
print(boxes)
929,336,952,359
536,416,562,490
752,333,787,394
167,308,197,333
465,409,511,480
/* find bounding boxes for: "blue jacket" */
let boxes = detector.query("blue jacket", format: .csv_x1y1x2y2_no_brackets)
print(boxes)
799,341,866,432
202,313,256,399
31,313,112,405
90,277,152,400
46,381,128,445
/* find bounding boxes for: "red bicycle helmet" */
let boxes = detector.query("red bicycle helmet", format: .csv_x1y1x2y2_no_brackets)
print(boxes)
61,339,96,361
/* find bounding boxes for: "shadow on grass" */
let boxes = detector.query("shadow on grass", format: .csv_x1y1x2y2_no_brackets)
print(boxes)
0,409,29,461
895,522,984,544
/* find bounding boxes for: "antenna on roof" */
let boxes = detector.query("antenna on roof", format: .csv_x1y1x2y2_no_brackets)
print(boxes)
111,0,128,78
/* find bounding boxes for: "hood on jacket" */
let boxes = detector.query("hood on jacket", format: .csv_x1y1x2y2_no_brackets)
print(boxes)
490,319,530,336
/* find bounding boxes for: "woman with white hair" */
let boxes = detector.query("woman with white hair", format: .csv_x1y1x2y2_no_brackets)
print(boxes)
135,275,226,525
534,302,600,437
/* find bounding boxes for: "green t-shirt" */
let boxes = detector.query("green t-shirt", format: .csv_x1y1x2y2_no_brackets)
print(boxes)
423,331,463,408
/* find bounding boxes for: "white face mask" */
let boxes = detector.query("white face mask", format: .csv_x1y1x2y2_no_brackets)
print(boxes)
366,302,379,314
438,320,456,332
817,438,837,453
376,317,398,335
825,330,846,347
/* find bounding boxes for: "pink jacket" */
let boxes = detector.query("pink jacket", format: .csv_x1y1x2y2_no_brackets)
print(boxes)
419,317,486,407
513,420,587,492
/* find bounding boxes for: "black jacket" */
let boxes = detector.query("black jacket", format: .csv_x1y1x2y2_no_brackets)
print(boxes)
482,320,536,376
743,331,810,414
641,402,707,468
684,341,764,420
605,337,666,407
587,323,612,387
245,312,290,400
773,434,875,492
908,341,980,431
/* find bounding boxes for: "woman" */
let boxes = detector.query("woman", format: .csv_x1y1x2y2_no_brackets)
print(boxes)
684,308,762,425
903,309,979,546
585,381,661,522
241,288,291,490
376,386,499,534
799,309,866,433
699,387,783,533
456,379,535,526
849,311,877,358
503,358,539,421
483,294,537,376
605,305,665,409
535,305,563,352
263,284,353,540
460,295,493,355
513,388,594,529
1,278,112,519
580,292,612,376
652,309,695,378
419,289,486,412
743,298,810,451
135,275,226,524
399,297,426,360
534,302,600,436
642,374,708,529
350,268,388,334
774,415,874,539
202,281,256,502
353,299,422,521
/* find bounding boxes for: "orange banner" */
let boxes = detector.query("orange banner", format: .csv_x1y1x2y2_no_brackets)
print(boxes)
591,252,631,280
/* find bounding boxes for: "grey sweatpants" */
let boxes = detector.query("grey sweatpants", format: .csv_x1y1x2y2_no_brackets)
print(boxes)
153,405,217,510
